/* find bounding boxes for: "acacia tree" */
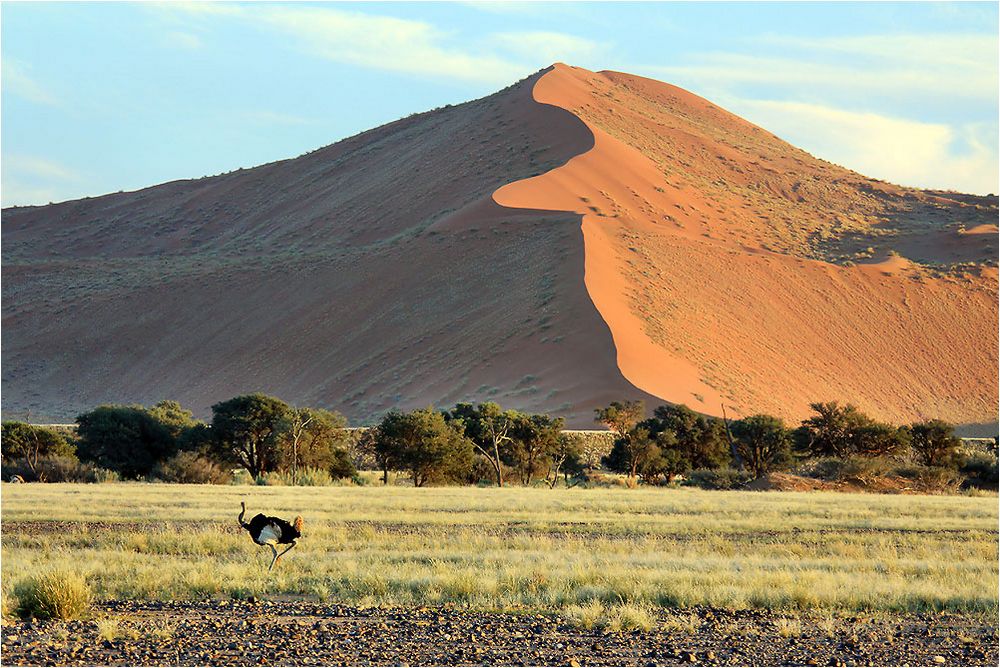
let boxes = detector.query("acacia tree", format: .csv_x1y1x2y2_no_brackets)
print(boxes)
147,401,199,441
509,413,564,485
282,408,352,481
374,408,473,487
799,402,911,459
798,402,870,457
648,404,729,470
211,394,292,478
76,405,177,478
548,432,584,488
448,402,518,487
603,426,657,483
910,420,962,467
1,422,76,476
595,401,644,440
731,414,792,479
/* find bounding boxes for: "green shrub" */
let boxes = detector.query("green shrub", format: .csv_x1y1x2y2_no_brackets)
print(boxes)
891,464,961,492
13,571,92,620
684,468,753,490
805,457,847,480
1,456,118,483
152,451,232,484
327,448,357,480
910,420,962,467
959,452,999,490
832,456,893,482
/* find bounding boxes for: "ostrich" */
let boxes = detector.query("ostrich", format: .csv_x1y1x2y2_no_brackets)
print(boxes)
238,501,302,571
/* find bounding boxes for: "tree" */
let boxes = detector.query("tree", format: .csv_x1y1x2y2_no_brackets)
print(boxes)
798,402,872,458
548,432,584,488
447,402,518,487
731,414,792,479
910,420,962,467
639,429,689,484
603,426,657,483
76,405,176,478
648,404,730,470
370,411,409,485
281,408,351,482
509,413,564,485
373,408,474,487
1,422,76,476
147,401,198,441
594,401,644,440
211,394,292,478
798,402,909,459
853,422,911,458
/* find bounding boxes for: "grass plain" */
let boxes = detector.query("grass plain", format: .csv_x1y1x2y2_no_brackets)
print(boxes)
1,483,997,619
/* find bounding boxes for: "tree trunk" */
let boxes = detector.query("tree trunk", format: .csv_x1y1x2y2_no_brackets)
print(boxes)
494,441,504,487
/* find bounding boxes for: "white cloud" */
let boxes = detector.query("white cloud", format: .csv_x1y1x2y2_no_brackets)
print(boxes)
257,6,527,84
491,31,603,65
641,31,998,194
649,33,997,104
3,155,79,182
732,99,998,194
159,3,534,84
1,60,57,105
1,183,61,207
1,155,83,207
763,33,997,71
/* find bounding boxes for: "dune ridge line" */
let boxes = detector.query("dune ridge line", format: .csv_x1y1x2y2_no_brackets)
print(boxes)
493,64,730,415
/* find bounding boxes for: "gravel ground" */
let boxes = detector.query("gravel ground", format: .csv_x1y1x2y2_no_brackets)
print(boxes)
1,600,996,666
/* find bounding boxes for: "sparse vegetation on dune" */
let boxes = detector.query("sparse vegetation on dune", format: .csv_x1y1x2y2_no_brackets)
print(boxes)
2,484,995,616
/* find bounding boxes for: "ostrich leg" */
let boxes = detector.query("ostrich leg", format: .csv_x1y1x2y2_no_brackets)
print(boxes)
274,541,297,567
267,544,279,571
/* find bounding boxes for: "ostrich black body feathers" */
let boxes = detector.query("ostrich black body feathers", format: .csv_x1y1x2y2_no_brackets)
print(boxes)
239,501,302,570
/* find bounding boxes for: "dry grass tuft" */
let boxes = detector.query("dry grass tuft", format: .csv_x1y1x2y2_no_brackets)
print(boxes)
12,570,91,621
775,617,803,638
662,612,701,634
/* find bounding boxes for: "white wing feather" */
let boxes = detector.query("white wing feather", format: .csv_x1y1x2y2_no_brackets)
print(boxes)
257,523,281,545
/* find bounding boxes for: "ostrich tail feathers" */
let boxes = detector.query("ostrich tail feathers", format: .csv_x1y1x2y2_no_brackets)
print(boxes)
293,516,304,533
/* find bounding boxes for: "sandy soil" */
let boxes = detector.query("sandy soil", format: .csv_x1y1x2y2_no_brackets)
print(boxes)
2,600,996,667
495,64,998,426
2,64,996,428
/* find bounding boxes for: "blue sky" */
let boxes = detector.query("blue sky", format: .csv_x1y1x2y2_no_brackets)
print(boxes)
2,1,997,206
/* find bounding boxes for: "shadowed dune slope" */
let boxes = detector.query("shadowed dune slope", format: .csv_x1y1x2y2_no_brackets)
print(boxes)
3,67,658,426
3,64,997,430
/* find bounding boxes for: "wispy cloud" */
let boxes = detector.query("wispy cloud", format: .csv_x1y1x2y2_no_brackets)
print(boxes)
641,31,998,194
257,6,526,83
1,154,83,207
157,3,601,84
159,3,533,84
491,31,604,65
733,99,998,194
3,155,79,181
2,60,58,105
648,32,998,110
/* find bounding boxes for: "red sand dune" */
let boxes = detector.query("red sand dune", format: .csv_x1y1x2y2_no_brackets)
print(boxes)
2,64,997,430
